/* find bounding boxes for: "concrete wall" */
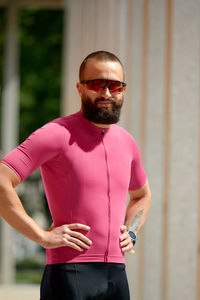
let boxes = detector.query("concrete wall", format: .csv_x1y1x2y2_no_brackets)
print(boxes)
62,0,200,299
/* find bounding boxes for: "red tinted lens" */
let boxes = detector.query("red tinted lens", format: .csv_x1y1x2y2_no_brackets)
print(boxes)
87,79,106,92
86,79,126,93
107,81,124,92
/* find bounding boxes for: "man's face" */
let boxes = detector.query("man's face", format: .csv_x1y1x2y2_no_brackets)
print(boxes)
77,59,126,125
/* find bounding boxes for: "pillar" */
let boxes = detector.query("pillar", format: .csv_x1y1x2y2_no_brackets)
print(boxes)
0,0,19,284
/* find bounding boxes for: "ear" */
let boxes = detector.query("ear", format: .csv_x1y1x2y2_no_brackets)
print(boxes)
76,82,84,97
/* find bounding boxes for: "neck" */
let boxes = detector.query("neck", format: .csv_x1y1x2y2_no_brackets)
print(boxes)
91,122,110,129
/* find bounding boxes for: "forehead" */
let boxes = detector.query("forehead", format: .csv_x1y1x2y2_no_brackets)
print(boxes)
83,59,124,81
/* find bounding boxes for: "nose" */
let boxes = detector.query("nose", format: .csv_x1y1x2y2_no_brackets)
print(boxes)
99,86,112,99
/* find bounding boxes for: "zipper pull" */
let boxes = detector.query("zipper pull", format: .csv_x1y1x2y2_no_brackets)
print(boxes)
101,129,104,135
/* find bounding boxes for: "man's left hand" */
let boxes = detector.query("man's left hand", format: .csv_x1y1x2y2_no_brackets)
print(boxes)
119,225,134,253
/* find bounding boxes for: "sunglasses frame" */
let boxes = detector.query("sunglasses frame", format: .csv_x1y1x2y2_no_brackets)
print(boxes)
80,78,127,93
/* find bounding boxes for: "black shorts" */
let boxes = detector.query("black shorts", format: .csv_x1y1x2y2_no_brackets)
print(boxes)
40,262,130,300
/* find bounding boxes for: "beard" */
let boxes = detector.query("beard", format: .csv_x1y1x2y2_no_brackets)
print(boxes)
81,94,124,124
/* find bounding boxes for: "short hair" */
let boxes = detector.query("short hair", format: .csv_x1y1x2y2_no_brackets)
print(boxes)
79,50,124,81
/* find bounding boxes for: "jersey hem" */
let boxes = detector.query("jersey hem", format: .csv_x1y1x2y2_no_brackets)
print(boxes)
46,255,125,265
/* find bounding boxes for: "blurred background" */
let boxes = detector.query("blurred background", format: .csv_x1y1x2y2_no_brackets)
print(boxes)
0,0,200,300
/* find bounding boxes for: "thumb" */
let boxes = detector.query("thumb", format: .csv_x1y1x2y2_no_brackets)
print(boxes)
48,222,55,231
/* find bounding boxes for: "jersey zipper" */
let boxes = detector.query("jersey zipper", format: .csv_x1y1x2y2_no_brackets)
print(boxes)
101,128,111,262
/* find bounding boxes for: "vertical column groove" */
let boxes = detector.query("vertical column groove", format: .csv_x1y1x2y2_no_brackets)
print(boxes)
162,0,172,299
197,43,200,300
140,0,148,161
124,0,134,130
0,0,19,283
138,0,148,299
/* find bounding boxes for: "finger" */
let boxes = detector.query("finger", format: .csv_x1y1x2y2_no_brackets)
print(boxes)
120,238,131,247
120,225,126,233
70,231,92,246
64,240,84,252
120,232,129,242
48,222,55,231
68,236,91,250
68,223,91,231
121,244,134,253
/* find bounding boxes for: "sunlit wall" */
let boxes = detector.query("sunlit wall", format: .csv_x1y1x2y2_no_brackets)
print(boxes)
62,1,200,300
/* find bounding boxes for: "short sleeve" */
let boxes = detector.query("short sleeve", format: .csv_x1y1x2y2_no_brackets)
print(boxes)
1,123,66,182
128,140,147,191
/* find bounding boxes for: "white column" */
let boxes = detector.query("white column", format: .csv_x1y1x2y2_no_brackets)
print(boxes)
167,0,200,299
143,0,166,299
125,2,144,299
0,0,19,284
61,0,84,116
61,0,69,115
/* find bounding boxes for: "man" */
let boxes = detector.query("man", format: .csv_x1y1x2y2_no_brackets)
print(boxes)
0,51,151,299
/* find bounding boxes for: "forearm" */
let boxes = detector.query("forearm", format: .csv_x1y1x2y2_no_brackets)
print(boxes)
0,164,92,252
0,185,46,247
124,182,151,234
0,184,92,251
124,198,149,233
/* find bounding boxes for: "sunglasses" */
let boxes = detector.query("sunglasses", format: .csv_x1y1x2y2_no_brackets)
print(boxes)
80,79,127,93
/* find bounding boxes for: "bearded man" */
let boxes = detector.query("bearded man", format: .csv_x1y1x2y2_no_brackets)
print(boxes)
0,51,151,300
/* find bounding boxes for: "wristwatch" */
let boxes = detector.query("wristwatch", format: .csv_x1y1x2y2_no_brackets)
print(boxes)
127,230,137,246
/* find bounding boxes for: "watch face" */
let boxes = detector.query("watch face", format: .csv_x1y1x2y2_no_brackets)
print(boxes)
128,230,137,241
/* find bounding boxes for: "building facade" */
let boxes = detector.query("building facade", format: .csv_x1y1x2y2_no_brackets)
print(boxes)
0,1,200,300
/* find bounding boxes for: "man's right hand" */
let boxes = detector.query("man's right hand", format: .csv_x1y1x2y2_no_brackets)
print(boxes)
42,223,92,252
0,163,92,252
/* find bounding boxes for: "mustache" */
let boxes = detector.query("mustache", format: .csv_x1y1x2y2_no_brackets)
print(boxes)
95,97,115,104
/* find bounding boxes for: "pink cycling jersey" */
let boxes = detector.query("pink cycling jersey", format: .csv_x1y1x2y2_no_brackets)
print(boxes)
1,111,147,264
